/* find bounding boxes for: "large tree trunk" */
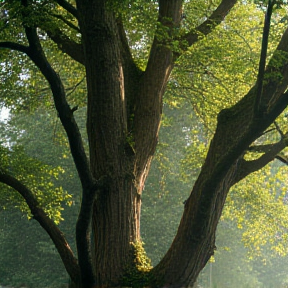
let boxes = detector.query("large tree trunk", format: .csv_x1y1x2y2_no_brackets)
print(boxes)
74,0,244,287
76,0,143,285
75,0,182,285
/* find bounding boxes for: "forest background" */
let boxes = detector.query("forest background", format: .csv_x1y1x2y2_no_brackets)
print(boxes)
1,0,288,287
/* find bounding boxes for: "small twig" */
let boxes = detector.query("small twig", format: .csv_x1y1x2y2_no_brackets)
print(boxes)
274,121,285,138
66,77,86,97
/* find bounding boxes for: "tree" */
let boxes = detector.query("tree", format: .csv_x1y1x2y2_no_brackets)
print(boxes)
1,0,288,287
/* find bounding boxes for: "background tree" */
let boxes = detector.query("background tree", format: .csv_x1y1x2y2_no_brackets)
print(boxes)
1,1,288,288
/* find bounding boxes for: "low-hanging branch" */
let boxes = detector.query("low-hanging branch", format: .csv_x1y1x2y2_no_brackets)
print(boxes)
0,170,81,284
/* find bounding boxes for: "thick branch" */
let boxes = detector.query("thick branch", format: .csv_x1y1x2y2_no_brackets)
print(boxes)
182,0,238,47
19,3,96,283
44,27,84,64
133,0,182,179
23,26,92,189
133,0,237,180
0,171,80,284
153,18,288,288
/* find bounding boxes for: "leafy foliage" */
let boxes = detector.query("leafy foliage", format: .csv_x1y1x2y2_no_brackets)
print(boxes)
121,241,153,288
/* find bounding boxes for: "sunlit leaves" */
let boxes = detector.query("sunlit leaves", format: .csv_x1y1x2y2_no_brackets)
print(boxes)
0,0,86,112
122,1,158,70
0,145,71,224
169,2,287,134
222,163,288,259
162,1,288,260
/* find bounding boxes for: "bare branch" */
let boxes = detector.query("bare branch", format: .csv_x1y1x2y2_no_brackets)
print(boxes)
66,76,85,97
274,121,285,138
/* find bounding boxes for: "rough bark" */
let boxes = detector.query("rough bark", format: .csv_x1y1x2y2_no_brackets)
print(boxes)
75,0,137,284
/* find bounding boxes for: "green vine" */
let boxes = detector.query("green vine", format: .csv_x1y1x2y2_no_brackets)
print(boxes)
121,241,153,288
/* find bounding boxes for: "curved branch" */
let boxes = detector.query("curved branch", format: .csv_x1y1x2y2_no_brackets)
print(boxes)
22,20,96,286
23,26,92,188
0,170,81,284
182,0,237,47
